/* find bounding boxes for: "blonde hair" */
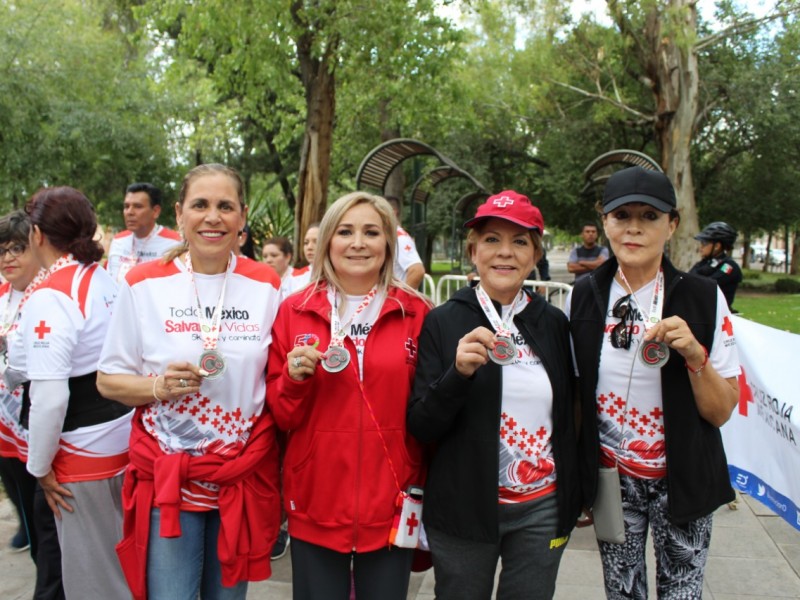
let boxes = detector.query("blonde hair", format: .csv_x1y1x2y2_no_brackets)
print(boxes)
164,164,246,263
306,191,431,308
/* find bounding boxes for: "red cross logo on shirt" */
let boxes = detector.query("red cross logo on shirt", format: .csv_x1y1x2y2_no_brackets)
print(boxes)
405,338,417,359
406,512,419,536
492,196,514,208
34,320,51,340
404,244,412,252
721,316,734,337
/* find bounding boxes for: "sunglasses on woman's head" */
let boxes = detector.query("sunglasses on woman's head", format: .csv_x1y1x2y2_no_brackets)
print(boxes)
610,294,633,350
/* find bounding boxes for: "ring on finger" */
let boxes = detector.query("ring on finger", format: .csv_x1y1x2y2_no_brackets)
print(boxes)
293,356,302,368
179,378,188,388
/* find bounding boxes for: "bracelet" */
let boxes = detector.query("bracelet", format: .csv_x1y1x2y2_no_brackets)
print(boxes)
152,375,165,401
685,345,709,375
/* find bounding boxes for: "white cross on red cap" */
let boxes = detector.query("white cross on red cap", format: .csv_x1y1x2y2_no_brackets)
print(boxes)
492,196,514,208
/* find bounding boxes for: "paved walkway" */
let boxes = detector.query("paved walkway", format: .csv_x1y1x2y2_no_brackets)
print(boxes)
1,492,799,599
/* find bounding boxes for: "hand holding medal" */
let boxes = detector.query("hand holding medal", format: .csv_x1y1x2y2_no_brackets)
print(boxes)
642,315,706,369
618,267,670,368
454,326,497,377
475,285,522,367
287,346,325,381
153,361,204,401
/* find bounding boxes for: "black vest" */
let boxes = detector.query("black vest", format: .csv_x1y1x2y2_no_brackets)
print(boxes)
569,256,734,524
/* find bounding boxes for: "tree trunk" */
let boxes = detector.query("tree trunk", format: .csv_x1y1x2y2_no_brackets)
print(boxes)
647,0,700,271
742,231,751,270
293,17,337,265
791,226,799,275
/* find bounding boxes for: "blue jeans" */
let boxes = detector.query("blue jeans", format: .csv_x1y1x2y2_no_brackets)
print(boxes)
147,508,248,600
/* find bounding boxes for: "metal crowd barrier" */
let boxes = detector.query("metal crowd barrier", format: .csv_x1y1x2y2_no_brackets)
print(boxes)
432,275,572,310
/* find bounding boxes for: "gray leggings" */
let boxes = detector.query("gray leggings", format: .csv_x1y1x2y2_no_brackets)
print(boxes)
598,475,712,600
426,493,567,600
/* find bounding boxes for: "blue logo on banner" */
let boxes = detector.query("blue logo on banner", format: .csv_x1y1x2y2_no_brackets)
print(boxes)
729,465,800,532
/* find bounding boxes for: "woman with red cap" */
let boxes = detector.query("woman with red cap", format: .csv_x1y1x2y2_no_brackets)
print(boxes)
408,191,582,599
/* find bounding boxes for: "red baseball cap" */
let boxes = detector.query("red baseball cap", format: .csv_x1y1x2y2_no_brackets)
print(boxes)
463,190,544,232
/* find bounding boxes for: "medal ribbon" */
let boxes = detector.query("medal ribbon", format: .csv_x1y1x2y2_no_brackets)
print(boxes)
328,287,378,347
617,267,664,333
474,285,524,337
185,252,232,350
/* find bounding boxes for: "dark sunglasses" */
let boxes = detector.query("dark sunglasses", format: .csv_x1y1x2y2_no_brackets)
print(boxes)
610,294,633,350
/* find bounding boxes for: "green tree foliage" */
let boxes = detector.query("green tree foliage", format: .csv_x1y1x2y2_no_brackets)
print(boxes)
0,0,176,225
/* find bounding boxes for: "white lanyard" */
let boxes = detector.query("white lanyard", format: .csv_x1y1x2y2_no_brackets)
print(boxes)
474,285,524,336
185,252,232,351
0,288,20,337
329,287,378,347
617,267,664,333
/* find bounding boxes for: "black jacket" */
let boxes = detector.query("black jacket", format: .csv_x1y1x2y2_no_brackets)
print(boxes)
689,253,742,309
570,256,734,524
407,286,581,542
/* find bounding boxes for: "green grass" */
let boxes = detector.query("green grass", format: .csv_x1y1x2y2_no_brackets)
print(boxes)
735,292,800,333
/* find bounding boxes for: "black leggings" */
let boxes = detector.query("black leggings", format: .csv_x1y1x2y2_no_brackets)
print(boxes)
290,537,413,600
0,456,37,558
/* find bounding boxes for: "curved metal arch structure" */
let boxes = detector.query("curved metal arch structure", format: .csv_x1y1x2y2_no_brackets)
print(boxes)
450,191,490,270
409,165,487,226
355,138,459,192
356,138,489,273
581,149,662,197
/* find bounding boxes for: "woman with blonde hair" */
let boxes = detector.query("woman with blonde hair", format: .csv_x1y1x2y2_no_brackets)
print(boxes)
267,192,431,599
98,163,282,599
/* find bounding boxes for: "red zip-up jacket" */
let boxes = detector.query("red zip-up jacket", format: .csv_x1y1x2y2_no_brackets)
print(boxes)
266,283,429,553
116,408,280,600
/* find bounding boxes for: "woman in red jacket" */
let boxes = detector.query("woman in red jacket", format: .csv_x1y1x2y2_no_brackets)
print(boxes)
266,191,431,600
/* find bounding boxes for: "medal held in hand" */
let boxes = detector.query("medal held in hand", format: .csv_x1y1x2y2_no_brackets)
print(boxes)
322,288,378,375
199,349,227,379
491,333,517,366
638,340,670,368
321,345,350,373
618,267,669,369
475,285,524,366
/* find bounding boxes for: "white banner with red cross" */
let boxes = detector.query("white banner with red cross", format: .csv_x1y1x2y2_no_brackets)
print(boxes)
722,315,800,531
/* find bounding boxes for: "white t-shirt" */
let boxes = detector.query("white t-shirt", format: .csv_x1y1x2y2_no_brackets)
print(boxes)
11,261,130,481
393,226,422,282
98,255,281,508
0,285,28,458
495,296,557,503
565,277,739,478
281,265,312,298
106,225,182,283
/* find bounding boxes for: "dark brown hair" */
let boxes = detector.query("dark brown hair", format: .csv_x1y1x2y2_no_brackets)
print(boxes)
25,187,103,263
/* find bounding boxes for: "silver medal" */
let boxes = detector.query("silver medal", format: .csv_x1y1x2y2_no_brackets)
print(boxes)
199,349,227,379
639,340,670,368
322,345,350,373
489,334,517,366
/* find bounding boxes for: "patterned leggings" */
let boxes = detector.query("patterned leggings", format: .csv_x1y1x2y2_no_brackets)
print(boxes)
598,475,712,600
